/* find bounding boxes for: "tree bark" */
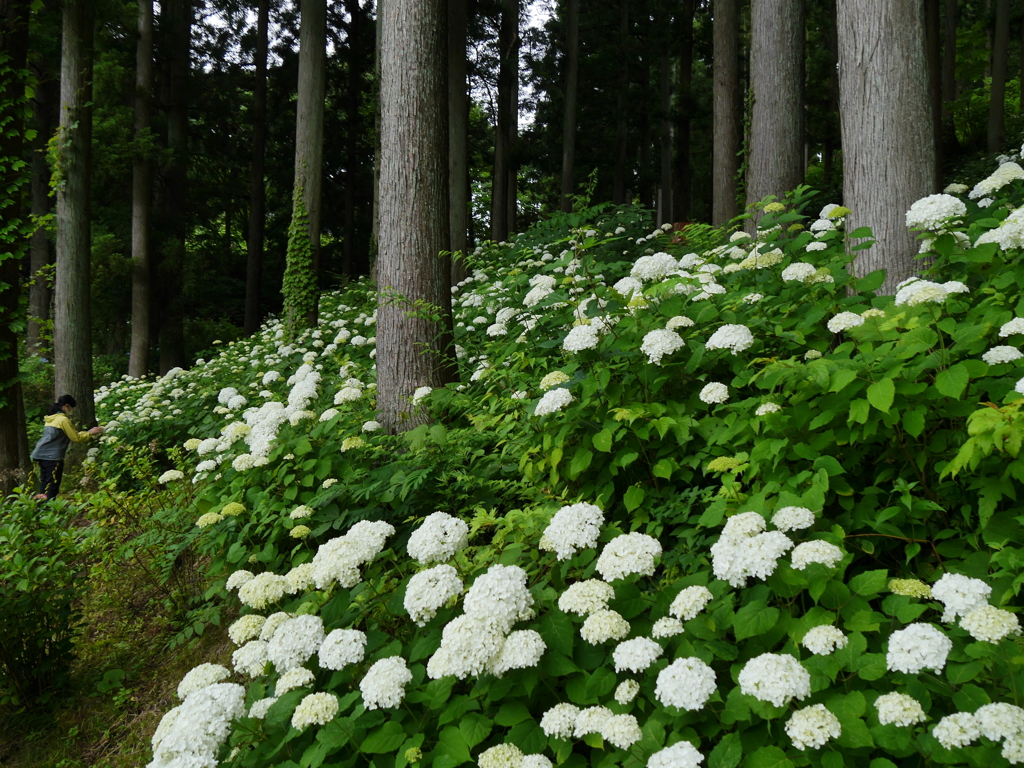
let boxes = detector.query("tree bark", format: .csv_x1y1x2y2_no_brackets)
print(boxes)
924,0,942,190
942,0,959,148
371,0,382,268
658,42,672,226
54,0,95,423
612,0,629,204
377,0,456,431
449,0,470,281
712,0,741,226
559,0,580,213
987,0,1009,152
673,0,695,221
823,0,838,187
157,0,190,373
491,0,518,241
244,0,269,335
343,0,364,278
746,0,804,221
293,0,326,322
0,0,31,491
129,0,153,377
837,0,934,294
27,66,54,355
507,14,519,234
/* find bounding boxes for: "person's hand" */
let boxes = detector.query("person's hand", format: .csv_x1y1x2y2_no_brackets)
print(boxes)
89,426,103,435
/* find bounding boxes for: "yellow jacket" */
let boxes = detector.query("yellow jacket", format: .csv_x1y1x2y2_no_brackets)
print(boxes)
30,413,93,461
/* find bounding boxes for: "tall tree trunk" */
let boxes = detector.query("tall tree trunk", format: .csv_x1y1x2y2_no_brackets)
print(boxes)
658,44,672,226
449,0,470,281
823,0,838,188
987,0,1010,152
924,0,942,189
507,15,519,234
638,59,652,209
27,67,54,355
244,0,269,335
129,0,153,377
837,0,934,294
0,0,31,491
377,0,455,431
942,0,959,148
612,0,629,204
491,0,518,241
343,0,363,277
292,0,326,323
746,0,804,221
673,0,695,221
559,0,580,213
158,0,190,373
712,0,741,226
371,0,382,268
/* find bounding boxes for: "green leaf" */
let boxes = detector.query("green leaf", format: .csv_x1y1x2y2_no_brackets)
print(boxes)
438,726,471,765
495,701,531,727
592,429,614,453
708,733,742,768
849,399,870,424
856,270,885,292
903,408,926,438
935,363,970,399
946,661,985,685
624,485,645,512
459,714,492,748
829,369,859,393
360,721,406,753
743,745,793,768
866,378,895,413
733,601,780,641
569,448,593,477
849,570,888,596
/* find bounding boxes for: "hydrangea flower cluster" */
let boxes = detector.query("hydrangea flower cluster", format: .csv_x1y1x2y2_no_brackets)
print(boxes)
886,623,952,673
595,532,662,581
705,324,754,355
655,658,717,710
541,502,604,560
407,511,470,564
711,512,793,587
737,653,811,707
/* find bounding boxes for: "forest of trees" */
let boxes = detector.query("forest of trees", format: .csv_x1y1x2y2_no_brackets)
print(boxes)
0,0,1023,480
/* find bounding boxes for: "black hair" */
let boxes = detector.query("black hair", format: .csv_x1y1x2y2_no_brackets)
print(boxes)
47,394,77,415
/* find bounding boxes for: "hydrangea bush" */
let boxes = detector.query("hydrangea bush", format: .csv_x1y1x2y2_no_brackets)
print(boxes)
86,161,1024,767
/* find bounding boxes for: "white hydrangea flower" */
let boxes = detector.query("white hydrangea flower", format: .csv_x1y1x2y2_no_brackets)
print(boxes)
631,252,680,281
656,657,717,710
404,564,464,625
999,318,1024,337
427,614,507,679
595,532,662,581
362,420,383,432
232,640,269,678
970,161,1024,199
666,316,695,330
601,713,643,749
285,563,315,594
699,382,729,404
641,329,685,365
894,279,949,307
827,312,865,333
781,262,819,282
790,540,844,570
905,194,967,230
875,692,927,727
613,637,663,673
158,469,184,483
225,570,254,591
562,324,601,352
615,679,640,704
540,703,580,739
463,564,534,632
652,617,685,638
785,704,842,750
612,276,643,297
150,683,245,768
228,614,266,645
248,696,278,719
705,324,754,355
574,705,614,737
647,741,705,768
259,612,292,642
558,579,615,616
580,609,630,644
712,526,793,587
886,623,953,673
534,388,574,416
960,605,1022,643
539,371,571,390
487,630,546,677
318,628,367,670
931,573,992,622
360,656,412,710
975,702,1024,741
541,502,604,560
982,346,1023,364
669,585,713,621
755,402,781,415
275,667,315,696
267,615,325,672
738,653,811,707
291,692,339,730
801,625,848,655
479,744,523,768
933,712,981,749
771,506,815,531
237,572,290,610
407,512,470,564
176,663,230,699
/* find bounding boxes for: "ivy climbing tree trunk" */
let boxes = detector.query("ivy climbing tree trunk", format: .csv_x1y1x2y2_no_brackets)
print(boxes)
244,0,269,335
129,0,153,378
54,0,96,424
837,0,934,294
712,0,741,226
377,0,456,432
0,0,31,491
290,0,326,326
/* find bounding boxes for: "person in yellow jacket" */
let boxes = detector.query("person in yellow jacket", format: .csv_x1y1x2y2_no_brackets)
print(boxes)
30,394,103,500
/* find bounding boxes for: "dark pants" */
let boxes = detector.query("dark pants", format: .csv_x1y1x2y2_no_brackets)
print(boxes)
37,459,64,500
